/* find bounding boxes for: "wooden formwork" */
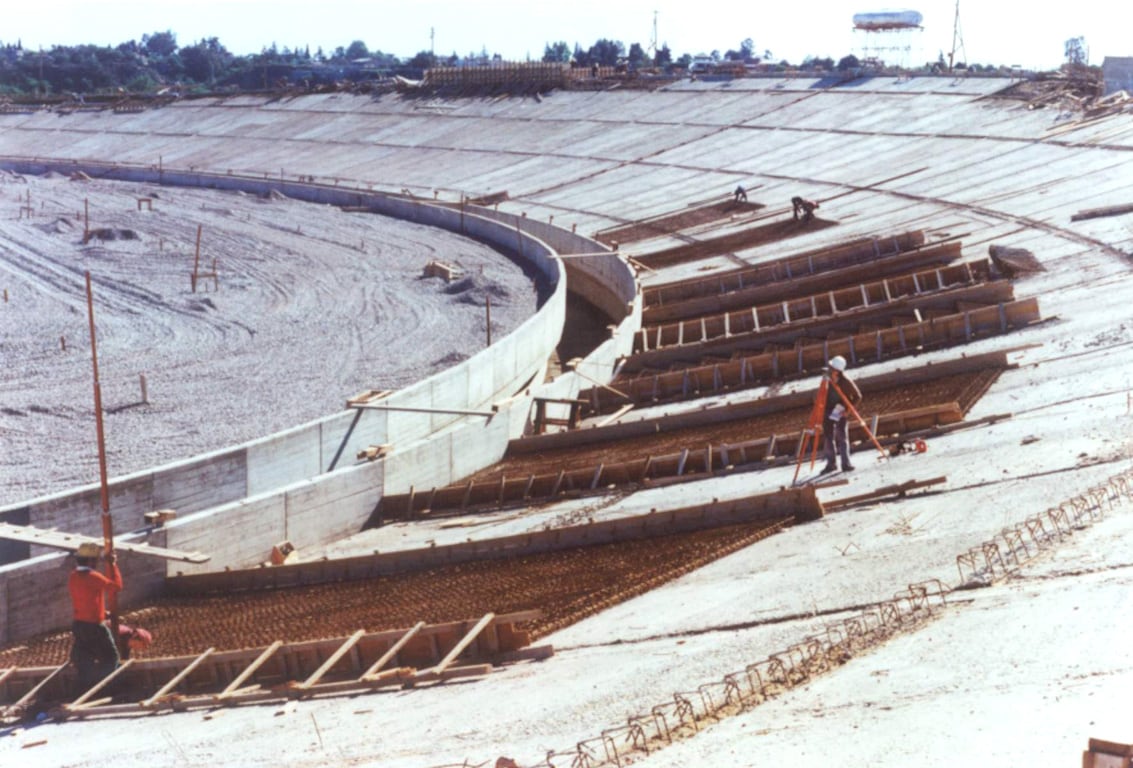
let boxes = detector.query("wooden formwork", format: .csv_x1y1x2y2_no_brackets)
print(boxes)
584,298,1041,415
643,230,929,310
378,399,965,518
172,489,819,594
636,259,992,351
0,613,547,720
632,216,841,270
520,350,1010,456
644,241,960,324
423,62,570,90
624,281,1017,374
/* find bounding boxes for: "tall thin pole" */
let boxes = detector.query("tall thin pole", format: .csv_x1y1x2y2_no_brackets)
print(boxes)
948,0,965,74
485,295,492,347
85,272,119,640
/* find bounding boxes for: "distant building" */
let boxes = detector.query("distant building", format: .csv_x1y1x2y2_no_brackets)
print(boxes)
1102,56,1133,95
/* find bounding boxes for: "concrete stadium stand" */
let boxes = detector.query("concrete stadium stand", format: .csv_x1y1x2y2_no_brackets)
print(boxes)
0,160,639,645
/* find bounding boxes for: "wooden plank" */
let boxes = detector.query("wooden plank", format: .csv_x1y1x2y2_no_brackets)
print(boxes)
492,644,556,664
283,667,417,698
0,663,67,719
362,622,427,679
1071,203,1133,221
142,648,215,707
595,404,635,428
431,614,495,675
0,523,210,563
296,630,366,691
824,477,948,510
412,663,494,684
68,659,136,709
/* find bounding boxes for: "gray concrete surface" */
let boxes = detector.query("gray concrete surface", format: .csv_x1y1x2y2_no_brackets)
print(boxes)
2,75,1133,767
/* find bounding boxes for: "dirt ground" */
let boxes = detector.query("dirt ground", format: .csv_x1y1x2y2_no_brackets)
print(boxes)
0,171,541,506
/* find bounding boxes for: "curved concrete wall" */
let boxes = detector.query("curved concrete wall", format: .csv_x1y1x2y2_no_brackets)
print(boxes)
472,209,642,408
0,159,639,644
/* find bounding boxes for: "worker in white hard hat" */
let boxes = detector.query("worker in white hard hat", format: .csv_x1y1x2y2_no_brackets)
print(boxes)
822,355,863,474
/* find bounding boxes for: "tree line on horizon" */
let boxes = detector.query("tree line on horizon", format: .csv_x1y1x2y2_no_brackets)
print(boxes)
0,30,1053,100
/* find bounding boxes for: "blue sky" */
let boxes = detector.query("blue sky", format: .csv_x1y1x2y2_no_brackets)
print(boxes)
5,0,1129,70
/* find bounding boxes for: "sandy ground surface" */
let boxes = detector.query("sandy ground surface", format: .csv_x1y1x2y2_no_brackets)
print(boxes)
0,171,540,506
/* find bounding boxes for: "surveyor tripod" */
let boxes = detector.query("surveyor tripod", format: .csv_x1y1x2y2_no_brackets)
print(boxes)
792,372,888,484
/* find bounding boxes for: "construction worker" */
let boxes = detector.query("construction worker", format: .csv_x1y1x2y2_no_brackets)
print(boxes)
734,185,748,203
68,542,123,691
792,196,820,222
117,623,152,660
822,355,863,474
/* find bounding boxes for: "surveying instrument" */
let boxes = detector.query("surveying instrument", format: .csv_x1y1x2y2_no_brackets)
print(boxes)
793,357,888,485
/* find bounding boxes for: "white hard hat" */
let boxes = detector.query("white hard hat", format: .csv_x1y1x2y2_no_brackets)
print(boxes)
828,355,847,372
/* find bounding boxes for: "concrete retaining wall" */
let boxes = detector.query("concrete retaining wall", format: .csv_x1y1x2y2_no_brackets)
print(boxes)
473,209,642,414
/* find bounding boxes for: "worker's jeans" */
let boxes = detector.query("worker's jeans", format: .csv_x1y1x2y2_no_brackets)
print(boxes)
71,620,120,692
823,417,852,469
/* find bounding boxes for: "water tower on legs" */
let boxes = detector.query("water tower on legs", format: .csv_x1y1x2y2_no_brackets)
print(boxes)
852,9,924,70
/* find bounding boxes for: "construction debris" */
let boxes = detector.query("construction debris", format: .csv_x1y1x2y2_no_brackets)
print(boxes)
989,244,1046,276
423,260,462,282
143,509,177,527
1083,738,1133,768
1070,202,1133,222
268,541,297,566
356,444,390,461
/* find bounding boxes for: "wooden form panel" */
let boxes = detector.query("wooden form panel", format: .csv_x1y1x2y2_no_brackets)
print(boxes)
379,403,961,518
633,218,865,272
584,297,1041,415
167,491,817,596
637,260,992,352
517,349,1009,456
644,240,959,324
643,230,927,307
623,281,1017,373
0,612,547,719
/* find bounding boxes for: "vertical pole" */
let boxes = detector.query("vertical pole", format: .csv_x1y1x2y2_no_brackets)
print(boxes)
85,272,119,644
486,296,492,347
192,224,203,293
83,198,89,242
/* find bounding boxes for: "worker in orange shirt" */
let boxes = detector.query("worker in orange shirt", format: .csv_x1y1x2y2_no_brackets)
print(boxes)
69,542,123,691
